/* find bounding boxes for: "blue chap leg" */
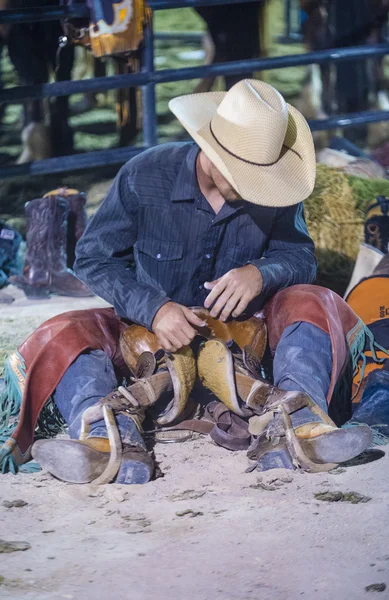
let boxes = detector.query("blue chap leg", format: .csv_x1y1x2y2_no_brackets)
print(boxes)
53,350,145,448
272,322,333,428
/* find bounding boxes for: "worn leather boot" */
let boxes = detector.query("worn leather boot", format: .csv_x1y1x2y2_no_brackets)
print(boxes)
248,396,373,473
11,196,92,298
48,196,93,297
10,197,52,298
44,188,87,269
31,437,155,485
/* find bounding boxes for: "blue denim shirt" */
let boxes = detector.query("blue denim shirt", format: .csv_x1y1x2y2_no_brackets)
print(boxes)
75,143,317,330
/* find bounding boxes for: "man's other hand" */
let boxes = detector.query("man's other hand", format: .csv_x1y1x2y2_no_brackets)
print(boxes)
152,302,206,353
204,264,263,321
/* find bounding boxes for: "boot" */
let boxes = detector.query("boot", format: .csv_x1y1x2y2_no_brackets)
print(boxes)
10,197,52,298
10,196,92,298
44,188,87,269
197,339,373,472
48,195,92,297
31,437,154,485
248,413,373,473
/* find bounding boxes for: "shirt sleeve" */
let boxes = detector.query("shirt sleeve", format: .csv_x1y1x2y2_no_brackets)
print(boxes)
74,164,170,330
249,202,317,303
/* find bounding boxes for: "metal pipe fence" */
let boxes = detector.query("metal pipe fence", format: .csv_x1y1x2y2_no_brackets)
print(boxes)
0,0,389,179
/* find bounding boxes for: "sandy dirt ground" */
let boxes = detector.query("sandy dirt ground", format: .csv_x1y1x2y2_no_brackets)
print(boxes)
1,289,389,600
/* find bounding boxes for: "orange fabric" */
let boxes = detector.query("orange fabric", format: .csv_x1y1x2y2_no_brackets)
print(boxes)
346,276,389,325
346,275,389,400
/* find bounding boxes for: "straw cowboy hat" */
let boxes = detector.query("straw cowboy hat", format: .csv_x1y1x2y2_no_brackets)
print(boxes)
169,79,316,207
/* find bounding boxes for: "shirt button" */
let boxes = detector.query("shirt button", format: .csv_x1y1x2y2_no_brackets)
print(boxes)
205,254,211,259
156,253,161,259
199,284,203,290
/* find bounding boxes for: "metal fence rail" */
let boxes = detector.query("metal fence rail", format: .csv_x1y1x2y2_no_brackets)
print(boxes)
0,0,261,23
1,0,389,179
2,43,389,104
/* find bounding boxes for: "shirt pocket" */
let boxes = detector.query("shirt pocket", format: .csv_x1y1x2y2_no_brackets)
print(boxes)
135,238,184,296
136,238,184,262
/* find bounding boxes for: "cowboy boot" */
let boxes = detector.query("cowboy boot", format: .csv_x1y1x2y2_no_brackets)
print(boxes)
47,196,93,297
31,349,154,485
10,197,52,298
11,196,92,298
65,192,87,269
32,408,155,485
44,188,87,268
198,339,372,471
40,326,198,485
248,404,373,473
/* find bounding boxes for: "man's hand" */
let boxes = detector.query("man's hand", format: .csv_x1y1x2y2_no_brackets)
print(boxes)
152,302,206,353
204,264,263,321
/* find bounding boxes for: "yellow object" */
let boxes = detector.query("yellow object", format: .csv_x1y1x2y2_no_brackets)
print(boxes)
84,437,111,453
157,346,197,426
294,423,336,440
346,275,389,400
89,0,152,58
44,188,80,198
197,339,244,416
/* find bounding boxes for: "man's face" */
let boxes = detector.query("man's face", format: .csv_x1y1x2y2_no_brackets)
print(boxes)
209,162,243,203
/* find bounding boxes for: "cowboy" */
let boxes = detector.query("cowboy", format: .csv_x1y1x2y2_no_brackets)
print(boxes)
8,80,374,483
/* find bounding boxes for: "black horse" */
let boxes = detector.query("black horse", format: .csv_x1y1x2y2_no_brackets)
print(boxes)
1,0,74,162
194,2,264,92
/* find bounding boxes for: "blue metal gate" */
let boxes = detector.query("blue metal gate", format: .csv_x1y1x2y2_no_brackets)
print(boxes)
1,0,389,179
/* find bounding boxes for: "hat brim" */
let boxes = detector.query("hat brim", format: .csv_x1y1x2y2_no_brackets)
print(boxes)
169,91,316,207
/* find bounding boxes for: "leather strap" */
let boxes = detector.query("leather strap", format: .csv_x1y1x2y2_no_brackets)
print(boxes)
160,401,251,451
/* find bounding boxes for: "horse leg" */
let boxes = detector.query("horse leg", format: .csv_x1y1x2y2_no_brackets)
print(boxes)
194,3,261,92
7,23,52,162
219,3,261,90
117,59,139,147
192,31,217,94
49,23,75,157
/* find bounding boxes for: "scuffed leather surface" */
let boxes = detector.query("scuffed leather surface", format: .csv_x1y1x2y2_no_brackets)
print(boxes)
264,284,360,404
13,307,124,455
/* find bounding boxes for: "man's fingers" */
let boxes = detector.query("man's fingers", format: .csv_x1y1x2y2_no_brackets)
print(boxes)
210,287,235,318
158,334,177,353
203,278,221,291
182,307,206,328
175,329,193,347
220,292,242,322
204,278,228,309
231,295,250,319
166,331,185,351
181,321,198,342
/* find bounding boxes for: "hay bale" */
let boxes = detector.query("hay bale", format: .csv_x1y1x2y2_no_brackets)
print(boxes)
346,173,389,212
305,165,364,260
306,164,389,261
306,164,389,294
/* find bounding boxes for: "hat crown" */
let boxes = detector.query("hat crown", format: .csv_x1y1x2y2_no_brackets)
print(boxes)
211,80,288,164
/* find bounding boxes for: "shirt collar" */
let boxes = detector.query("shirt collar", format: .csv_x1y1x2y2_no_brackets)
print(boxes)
171,143,245,218
171,144,200,202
